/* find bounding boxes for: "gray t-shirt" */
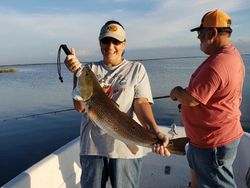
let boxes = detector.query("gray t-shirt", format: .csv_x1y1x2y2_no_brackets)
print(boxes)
79,59,153,158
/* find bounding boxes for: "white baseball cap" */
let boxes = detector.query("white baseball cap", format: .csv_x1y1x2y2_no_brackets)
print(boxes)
99,23,126,42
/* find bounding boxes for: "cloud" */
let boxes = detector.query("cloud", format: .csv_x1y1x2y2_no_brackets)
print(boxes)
124,0,250,48
0,0,249,64
0,10,104,63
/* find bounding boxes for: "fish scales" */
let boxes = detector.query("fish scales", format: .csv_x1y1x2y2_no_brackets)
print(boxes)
86,93,158,147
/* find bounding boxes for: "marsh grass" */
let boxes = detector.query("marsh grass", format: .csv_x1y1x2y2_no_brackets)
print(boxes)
0,68,17,73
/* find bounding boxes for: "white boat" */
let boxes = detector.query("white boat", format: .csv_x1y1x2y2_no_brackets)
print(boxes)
2,126,250,188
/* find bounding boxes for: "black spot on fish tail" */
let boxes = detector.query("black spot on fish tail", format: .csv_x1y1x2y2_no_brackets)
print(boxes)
168,140,173,146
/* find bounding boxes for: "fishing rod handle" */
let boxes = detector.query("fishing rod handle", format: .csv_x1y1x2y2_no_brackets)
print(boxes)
61,44,71,55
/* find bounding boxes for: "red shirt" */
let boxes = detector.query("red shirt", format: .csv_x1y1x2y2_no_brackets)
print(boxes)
182,45,244,148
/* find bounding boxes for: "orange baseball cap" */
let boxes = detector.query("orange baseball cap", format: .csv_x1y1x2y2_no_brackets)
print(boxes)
190,9,232,32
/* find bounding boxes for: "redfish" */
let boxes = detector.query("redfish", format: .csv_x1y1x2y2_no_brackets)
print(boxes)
77,67,189,155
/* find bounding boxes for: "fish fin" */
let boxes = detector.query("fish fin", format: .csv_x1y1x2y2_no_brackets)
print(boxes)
126,144,139,155
110,99,119,109
166,137,190,155
90,120,97,127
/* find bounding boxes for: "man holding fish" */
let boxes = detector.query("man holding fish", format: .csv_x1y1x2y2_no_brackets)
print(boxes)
64,20,171,188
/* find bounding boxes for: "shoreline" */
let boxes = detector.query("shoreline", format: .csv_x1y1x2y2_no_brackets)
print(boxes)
0,68,17,73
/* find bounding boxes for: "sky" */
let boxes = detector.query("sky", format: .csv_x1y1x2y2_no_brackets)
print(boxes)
0,0,250,65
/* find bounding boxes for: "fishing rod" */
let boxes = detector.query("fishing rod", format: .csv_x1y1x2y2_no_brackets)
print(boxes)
1,47,173,122
1,45,168,123
3,44,164,123
1,95,171,122
1,108,75,122
153,95,170,99
57,45,171,96
57,44,171,99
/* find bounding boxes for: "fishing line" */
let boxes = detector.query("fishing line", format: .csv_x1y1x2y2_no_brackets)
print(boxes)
57,45,64,83
57,44,72,83
1,95,171,122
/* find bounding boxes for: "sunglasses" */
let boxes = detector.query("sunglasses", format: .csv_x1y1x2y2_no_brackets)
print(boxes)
197,28,205,36
100,38,123,45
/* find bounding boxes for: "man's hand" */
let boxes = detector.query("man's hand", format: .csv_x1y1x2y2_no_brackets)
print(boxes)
170,86,181,101
170,86,199,106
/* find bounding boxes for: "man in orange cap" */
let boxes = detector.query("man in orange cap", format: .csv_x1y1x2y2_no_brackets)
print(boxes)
169,10,245,187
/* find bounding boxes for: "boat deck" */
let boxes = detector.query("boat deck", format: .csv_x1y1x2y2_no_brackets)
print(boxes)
3,126,250,188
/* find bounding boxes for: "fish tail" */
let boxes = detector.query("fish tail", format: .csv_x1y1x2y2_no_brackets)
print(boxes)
167,137,190,155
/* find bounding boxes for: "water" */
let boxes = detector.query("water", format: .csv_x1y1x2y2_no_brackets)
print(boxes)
0,56,249,185
0,64,82,185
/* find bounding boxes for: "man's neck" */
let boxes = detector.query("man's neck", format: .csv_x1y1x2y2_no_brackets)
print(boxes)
210,36,232,55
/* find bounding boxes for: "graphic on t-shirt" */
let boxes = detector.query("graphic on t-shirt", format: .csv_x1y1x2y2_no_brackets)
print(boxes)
97,72,127,98
102,86,112,97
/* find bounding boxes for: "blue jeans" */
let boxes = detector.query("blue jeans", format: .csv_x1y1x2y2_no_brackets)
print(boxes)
80,155,142,188
187,138,240,188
